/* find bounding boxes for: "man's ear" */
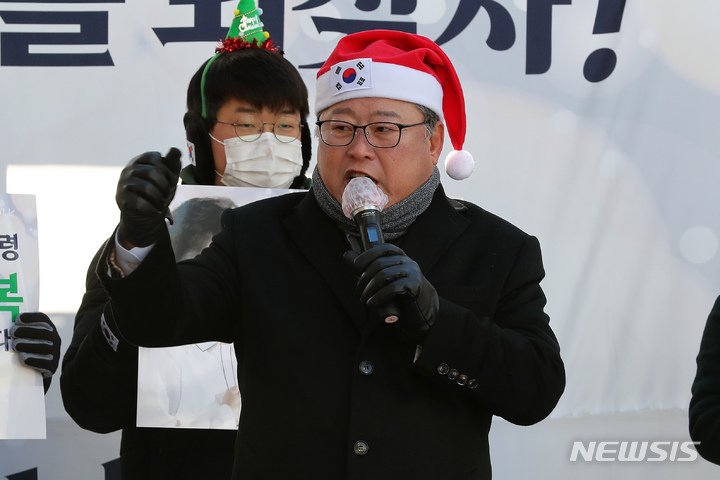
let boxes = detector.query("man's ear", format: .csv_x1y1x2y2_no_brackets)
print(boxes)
429,121,445,166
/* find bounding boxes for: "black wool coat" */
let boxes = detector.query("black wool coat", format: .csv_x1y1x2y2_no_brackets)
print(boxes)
100,185,566,480
690,295,720,464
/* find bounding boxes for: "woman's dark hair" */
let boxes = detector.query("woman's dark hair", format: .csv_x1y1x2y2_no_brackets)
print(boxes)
183,48,312,187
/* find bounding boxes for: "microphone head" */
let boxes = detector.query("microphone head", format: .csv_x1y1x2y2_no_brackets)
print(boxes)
341,177,389,219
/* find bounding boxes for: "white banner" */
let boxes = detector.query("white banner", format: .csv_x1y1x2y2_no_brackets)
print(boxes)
2,0,720,478
0,194,45,440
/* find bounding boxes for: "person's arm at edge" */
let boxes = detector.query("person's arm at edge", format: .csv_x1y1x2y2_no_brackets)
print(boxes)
690,295,720,464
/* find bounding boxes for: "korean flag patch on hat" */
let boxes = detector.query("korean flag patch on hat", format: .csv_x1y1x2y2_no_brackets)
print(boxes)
330,58,373,93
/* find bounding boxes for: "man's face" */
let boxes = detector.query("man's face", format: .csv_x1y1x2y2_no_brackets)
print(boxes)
210,98,301,186
317,97,444,207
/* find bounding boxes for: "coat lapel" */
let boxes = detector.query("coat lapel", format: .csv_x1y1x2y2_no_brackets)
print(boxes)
398,185,470,274
284,192,367,331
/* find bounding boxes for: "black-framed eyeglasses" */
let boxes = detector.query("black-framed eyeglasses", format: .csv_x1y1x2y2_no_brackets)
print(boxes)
316,120,426,148
216,114,303,143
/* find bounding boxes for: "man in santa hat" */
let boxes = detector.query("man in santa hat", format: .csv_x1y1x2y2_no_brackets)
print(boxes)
98,29,565,479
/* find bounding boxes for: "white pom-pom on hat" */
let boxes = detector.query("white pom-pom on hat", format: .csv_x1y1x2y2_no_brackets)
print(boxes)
445,149,474,180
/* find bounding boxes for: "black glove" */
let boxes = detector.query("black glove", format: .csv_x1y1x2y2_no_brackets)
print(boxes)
116,148,182,247
345,243,439,342
11,312,61,392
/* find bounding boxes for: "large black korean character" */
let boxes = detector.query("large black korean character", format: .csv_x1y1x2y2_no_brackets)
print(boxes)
0,11,114,66
153,0,227,45
294,0,417,68
435,0,515,49
294,0,417,38
153,0,288,49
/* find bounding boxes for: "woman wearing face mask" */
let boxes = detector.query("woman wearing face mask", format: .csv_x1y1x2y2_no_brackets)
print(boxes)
60,2,312,478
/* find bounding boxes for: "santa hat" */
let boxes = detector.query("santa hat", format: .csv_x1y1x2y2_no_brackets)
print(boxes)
315,30,474,180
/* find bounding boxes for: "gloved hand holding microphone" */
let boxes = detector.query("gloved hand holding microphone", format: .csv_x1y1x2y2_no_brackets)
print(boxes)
342,177,439,343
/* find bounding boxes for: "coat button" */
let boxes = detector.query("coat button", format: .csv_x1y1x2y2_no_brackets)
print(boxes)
457,374,468,386
359,361,374,375
448,369,459,380
354,440,369,455
437,363,450,375
468,379,479,389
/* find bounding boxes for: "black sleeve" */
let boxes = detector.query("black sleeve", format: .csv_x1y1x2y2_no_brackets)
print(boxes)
60,239,139,433
415,235,565,426
690,295,720,464
97,212,239,348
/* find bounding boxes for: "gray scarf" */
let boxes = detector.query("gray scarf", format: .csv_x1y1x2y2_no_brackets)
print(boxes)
312,165,440,240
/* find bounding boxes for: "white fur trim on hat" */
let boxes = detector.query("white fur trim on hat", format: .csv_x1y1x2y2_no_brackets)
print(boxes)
315,59,444,118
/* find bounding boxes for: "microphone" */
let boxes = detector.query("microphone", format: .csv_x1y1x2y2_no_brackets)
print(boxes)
342,177,400,323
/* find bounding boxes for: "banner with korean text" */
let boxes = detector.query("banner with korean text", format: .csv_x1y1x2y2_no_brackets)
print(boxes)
2,0,720,478
0,194,45,440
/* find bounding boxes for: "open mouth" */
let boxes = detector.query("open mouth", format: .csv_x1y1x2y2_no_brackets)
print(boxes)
347,172,377,183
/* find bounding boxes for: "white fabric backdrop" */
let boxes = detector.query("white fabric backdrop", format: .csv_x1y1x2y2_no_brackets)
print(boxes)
2,0,720,477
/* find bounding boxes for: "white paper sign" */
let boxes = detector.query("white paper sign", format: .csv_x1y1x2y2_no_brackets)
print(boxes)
0,194,45,439
137,185,297,430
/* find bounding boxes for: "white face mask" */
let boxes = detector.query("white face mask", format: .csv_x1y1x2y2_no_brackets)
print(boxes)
211,132,303,189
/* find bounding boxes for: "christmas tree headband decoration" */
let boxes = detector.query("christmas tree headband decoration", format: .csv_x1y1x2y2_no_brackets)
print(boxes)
200,0,280,118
